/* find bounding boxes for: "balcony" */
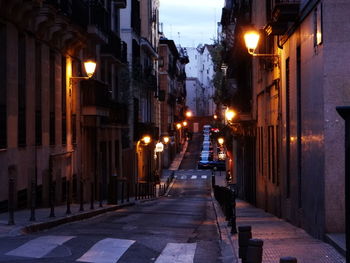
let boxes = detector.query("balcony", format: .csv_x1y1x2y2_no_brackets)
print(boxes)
101,32,128,64
114,0,127,8
265,0,300,35
81,79,111,116
134,122,159,141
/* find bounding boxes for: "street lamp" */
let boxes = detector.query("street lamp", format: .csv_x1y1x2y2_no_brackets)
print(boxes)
141,135,151,145
244,30,279,64
185,110,192,118
70,59,97,81
182,121,188,127
218,137,224,145
225,108,236,122
162,136,170,144
176,123,182,129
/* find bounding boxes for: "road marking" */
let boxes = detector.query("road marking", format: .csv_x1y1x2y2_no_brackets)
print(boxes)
77,238,135,263
201,175,207,179
190,175,197,179
181,175,187,179
155,243,197,263
6,235,75,258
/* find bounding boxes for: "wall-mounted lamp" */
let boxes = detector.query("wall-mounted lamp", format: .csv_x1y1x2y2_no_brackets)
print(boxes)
218,137,224,145
141,135,151,145
162,136,170,144
182,121,188,127
225,108,236,122
71,59,97,81
244,30,279,64
185,110,192,118
213,114,218,120
176,123,182,130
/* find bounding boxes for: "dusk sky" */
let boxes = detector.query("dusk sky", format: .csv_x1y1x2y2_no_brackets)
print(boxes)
159,0,224,48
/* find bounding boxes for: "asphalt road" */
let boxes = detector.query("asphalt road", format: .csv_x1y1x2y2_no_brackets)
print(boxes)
0,133,223,263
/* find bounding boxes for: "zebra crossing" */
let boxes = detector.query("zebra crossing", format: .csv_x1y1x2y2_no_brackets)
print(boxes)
4,235,198,263
173,169,211,180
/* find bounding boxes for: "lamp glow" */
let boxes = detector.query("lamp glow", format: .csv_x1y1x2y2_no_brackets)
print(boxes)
213,114,218,120
155,142,164,153
163,136,170,144
218,137,224,145
225,108,236,122
176,123,182,129
84,60,97,78
141,135,151,145
244,31,260,54
185,111,192,118
182,121,188,127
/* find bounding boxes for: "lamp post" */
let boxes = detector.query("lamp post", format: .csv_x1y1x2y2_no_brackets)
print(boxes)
70,59,96,212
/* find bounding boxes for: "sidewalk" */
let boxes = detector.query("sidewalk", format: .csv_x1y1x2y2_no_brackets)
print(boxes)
0,200,135,237
213,174,346,263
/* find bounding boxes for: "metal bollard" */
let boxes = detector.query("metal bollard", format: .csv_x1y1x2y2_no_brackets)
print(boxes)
29,178,36,221
246,239,264,263
99,182,103,207
90,182,94,209
238,225,252,263
8,178,15,225
121,181,124,204
79,180,84,211
66,180,71,214
231,190,237,234
127,182,130,202
280,257,297,263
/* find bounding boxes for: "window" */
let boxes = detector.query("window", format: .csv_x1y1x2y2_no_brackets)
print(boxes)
49,50,56,146
314,3,323,46
0,24,6,149
35,41,42,146
18,33,26,147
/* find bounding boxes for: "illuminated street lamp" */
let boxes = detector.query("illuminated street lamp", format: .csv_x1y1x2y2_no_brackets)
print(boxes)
213,114,218,120
225,108,236,122
185,110,192,118
141,135,151,145
182,121,188,127
176,123,182,129
162,136,170,144
218,137,224,145
83,60,97,78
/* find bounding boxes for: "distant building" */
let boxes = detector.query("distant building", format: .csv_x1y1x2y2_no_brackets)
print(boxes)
185,45,215,117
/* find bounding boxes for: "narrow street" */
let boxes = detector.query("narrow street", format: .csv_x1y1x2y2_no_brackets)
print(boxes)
0,134,223,263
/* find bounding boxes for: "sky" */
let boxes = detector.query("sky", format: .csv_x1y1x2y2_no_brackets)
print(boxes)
159,0,224,48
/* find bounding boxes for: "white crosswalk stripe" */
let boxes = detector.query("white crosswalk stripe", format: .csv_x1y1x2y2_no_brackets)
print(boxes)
190,175,197,179
77,238,135,263
6,235,75,258
181,175,187,179
155,243,197,263
201,175,207,179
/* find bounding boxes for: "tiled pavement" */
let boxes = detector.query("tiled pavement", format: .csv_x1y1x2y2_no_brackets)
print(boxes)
214,174,345,263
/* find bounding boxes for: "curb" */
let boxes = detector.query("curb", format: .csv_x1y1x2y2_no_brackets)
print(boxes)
21,202,135,235
211,185,239,263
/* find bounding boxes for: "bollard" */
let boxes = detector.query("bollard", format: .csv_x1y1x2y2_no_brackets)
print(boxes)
29,177,36,221
49,159,55,217
238,225,252,262
135,183,138,200
211,174,216,187
90,182,94,209
79,179,84,211
280,257,297,263
99,182,103,207
8,178,15,225
121,181,124,204
127,182,130,202
66,180,71,214
231,190,237,234
115,180,118,204
246,239,263,263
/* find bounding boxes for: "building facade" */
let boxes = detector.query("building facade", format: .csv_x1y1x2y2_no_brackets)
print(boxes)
0,0,129,211
221,0,350,239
